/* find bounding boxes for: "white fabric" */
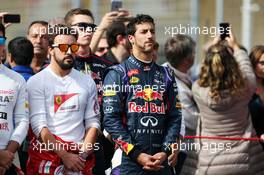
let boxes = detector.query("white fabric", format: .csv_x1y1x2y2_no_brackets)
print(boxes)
27,66,100,143
163,62,199,136
0,64,29,149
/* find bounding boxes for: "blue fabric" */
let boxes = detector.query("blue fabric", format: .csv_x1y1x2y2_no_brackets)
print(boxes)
12,65,34,81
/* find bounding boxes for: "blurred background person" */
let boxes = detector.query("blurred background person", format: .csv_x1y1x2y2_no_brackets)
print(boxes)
163,34,199,175
248,45,264,149
27,21,49,73
103,20,130,65
7,37,34,81
95,37,109,57
192,30,264,174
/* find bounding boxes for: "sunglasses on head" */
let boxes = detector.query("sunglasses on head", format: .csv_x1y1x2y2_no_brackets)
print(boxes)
72,23,97,32
0,36,6,45
52,44,79,53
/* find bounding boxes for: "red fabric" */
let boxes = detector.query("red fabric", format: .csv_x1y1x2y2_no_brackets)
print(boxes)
27,135,94,175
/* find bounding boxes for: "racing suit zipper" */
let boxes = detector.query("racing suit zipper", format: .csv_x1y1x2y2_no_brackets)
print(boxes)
147,67,152,154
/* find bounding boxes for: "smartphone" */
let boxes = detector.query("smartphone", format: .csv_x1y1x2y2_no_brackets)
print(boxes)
111,0,122,11
3,14,21,23
219,22,230,40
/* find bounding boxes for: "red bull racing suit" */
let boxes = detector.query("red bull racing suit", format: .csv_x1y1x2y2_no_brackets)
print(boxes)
103,56,182,175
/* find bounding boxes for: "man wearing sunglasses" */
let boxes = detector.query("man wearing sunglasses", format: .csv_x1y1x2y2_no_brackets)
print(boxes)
27,25,100,175
65,8,128,175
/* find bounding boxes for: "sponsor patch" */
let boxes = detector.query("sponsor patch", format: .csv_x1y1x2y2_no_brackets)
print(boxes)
0,122,9,131
0,112,7,120
103,90,116,97
127,69,140,77
133,88,163,101
128,102,165,114
129,76,140,84
54,93,79,113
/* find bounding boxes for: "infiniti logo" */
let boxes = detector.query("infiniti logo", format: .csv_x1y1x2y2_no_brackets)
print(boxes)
104,106,113,113
140,116,158,127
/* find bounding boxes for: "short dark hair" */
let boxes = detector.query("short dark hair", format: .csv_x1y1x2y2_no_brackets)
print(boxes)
127,14,155,36
48,24,78,46
106,21,126,48
8,37,34,66
27,20,48,34
64,8,94,25
0,23,5,37
165,34,196,68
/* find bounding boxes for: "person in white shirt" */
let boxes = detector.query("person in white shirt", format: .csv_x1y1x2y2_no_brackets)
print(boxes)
163,34,199,175
0,22,29,175
27,24,100,175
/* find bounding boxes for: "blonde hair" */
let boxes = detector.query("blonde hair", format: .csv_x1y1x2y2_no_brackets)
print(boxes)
198,44,245,102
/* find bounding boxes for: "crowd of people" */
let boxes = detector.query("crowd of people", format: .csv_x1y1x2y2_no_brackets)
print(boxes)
0,7,264,175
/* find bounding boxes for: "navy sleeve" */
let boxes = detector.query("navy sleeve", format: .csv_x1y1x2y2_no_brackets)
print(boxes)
162,69,182,154
103,70,137,156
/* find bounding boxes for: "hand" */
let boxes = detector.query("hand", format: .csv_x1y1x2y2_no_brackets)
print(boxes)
0,12,12,28
60,152,85,172
225,27,239,50
152,152,167,166
136,153,162,171
168,152,178,167
97,10,130,31
261,134,264,142
0,150,14,169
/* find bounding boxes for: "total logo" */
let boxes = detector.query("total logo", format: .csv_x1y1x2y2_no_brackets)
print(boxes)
128,102,165,114
133,88,163,101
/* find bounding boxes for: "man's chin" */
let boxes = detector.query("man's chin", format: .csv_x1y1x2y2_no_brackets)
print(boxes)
143,48,154,54
60,64,74,70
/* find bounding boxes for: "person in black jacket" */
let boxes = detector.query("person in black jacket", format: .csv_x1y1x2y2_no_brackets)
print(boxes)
103,14,182,175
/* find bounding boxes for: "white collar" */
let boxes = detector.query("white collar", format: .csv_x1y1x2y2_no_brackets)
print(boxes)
165,62,192,87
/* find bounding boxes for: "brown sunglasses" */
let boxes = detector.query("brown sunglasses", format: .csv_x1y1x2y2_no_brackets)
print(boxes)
52,44,79,53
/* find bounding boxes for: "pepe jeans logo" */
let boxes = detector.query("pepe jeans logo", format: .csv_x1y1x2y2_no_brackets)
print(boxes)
140,116,158,127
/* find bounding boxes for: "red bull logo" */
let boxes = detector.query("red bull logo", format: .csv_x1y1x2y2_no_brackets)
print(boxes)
128,102,165,114
127,69,139,77
133,88,163,101
115,139,134,155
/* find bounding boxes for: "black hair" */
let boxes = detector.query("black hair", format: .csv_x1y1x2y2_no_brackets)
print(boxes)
127,14,155,36
48,24,78,46
106,21,126,48
8,37,34,66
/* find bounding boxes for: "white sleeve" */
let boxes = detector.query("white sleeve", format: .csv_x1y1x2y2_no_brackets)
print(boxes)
84,80,100,130
27,78,48,138
10,80,29,145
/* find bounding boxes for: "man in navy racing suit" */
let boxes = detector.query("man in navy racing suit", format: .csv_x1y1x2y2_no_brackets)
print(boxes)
103,14,182,175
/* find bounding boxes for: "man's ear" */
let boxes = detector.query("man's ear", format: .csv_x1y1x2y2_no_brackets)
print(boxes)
116,35,123,44
7,53,13,64
48,46,55,57
128,35,134,45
